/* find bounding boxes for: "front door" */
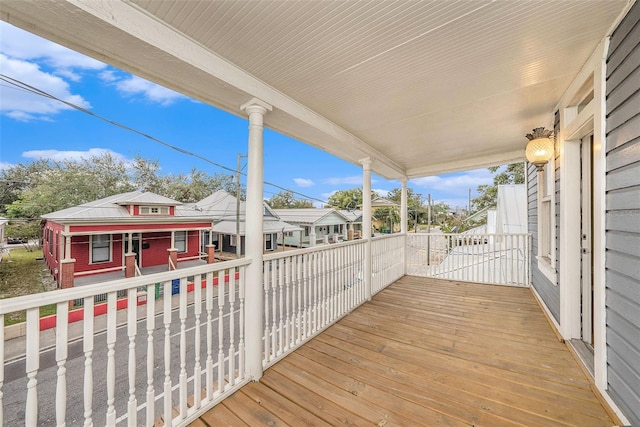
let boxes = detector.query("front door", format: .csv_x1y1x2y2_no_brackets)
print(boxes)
580,135,594,346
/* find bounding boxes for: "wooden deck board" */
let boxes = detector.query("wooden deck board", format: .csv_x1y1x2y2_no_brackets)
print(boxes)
194,277,616,427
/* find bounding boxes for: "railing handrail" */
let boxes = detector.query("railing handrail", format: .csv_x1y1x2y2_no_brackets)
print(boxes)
263,238,366,261
0,257,252,314
372,232,406,241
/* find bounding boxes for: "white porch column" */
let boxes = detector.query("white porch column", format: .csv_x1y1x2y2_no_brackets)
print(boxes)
401,178,408,275
400,178,408,234
241,97,272,381
309,228,316,247
361,157,372,301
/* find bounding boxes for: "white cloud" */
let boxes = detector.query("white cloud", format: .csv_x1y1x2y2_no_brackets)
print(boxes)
293,178,314,187
411,168,495,196
115,75,186,106
22,148,128,163
99,70,118,82
0,22,105,71
0,54,91,121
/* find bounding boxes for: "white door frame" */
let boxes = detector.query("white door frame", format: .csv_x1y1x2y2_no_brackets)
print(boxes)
556,40,608,390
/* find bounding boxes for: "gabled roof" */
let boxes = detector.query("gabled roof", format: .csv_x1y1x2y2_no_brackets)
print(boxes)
338,210,363,223
42,191,205,222
273,208,350,224
193,190,244,220
371,197,400,208
115,192,182,206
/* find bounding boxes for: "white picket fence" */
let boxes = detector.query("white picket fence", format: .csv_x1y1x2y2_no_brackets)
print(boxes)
406,233,531,287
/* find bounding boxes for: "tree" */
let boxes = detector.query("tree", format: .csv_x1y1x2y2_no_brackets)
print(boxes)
325,188,379,210
386,187,426,231
1,153,239,218
471,162,525,212
267,190,314,209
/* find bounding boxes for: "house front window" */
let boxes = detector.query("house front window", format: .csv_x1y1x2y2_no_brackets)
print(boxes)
175,231,187,253
265,233,273,251
91,234,111,263
538,159,554,261
139,206,169,215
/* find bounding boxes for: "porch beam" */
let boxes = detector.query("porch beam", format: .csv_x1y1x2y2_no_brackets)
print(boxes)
241,97,272,381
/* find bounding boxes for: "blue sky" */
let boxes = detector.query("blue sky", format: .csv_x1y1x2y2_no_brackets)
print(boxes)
0,22,496,209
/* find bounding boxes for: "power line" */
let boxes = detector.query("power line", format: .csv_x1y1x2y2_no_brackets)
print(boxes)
0,73,332,206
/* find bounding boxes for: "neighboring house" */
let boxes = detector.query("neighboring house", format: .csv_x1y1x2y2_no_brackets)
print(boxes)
192,190,300,255
42,191,214,288
371,197,400,233
338,209,364,239
274,208,350,247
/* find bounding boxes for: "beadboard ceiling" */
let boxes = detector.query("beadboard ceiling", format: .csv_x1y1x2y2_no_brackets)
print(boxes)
1,0,629,179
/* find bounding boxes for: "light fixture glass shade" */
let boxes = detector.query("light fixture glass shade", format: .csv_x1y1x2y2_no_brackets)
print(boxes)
526,137,554,171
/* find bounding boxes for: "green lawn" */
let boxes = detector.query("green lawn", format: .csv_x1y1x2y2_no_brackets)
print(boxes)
0,246,57,325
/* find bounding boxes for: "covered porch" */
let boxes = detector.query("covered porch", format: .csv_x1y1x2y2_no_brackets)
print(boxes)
193,276,615,427
1,1,637,425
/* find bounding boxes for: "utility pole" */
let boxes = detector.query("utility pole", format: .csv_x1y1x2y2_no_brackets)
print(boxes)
236,153,247,258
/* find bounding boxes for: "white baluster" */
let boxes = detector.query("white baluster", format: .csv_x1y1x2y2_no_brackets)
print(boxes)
205,272,214,400
278,259,284,355
179,278,187,419
218,276,225,393
313,252,320,333
238,267,246,379
83,296,94,427
296,255,302,344
163,281,173,427
145,286,155,427
193,275,202,409
0,313,4,427
285,258,291,351
56,301,68,427
106,292,116,426
302,253,309,338
228,267,236,386
263,264,270,362
127,288,137,426
271,260,277,358
25,308,39,427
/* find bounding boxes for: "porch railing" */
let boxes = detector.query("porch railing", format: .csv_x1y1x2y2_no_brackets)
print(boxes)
0,258,250,427
372,233,405,295
2,232,527,426
406,232,531,287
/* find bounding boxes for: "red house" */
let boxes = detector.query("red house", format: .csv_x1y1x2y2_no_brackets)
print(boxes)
42,191,214,288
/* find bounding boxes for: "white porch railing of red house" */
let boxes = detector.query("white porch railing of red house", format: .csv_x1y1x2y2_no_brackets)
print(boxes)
0,258,250,427
406,233,531,287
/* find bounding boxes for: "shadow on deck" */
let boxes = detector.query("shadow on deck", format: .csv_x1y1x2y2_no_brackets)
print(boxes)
191,276,616,426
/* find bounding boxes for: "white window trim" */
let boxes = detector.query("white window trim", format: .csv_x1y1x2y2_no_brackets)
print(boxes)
139,205,170,215
230,234,238,247
536,157,557,285
90,234,112,264
265,233,274,251
175,230,187,253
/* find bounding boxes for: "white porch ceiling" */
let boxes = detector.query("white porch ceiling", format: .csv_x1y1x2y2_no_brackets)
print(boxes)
1,0,629,179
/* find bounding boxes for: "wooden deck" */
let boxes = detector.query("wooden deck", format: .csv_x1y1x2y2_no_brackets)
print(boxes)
191,277,616,426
